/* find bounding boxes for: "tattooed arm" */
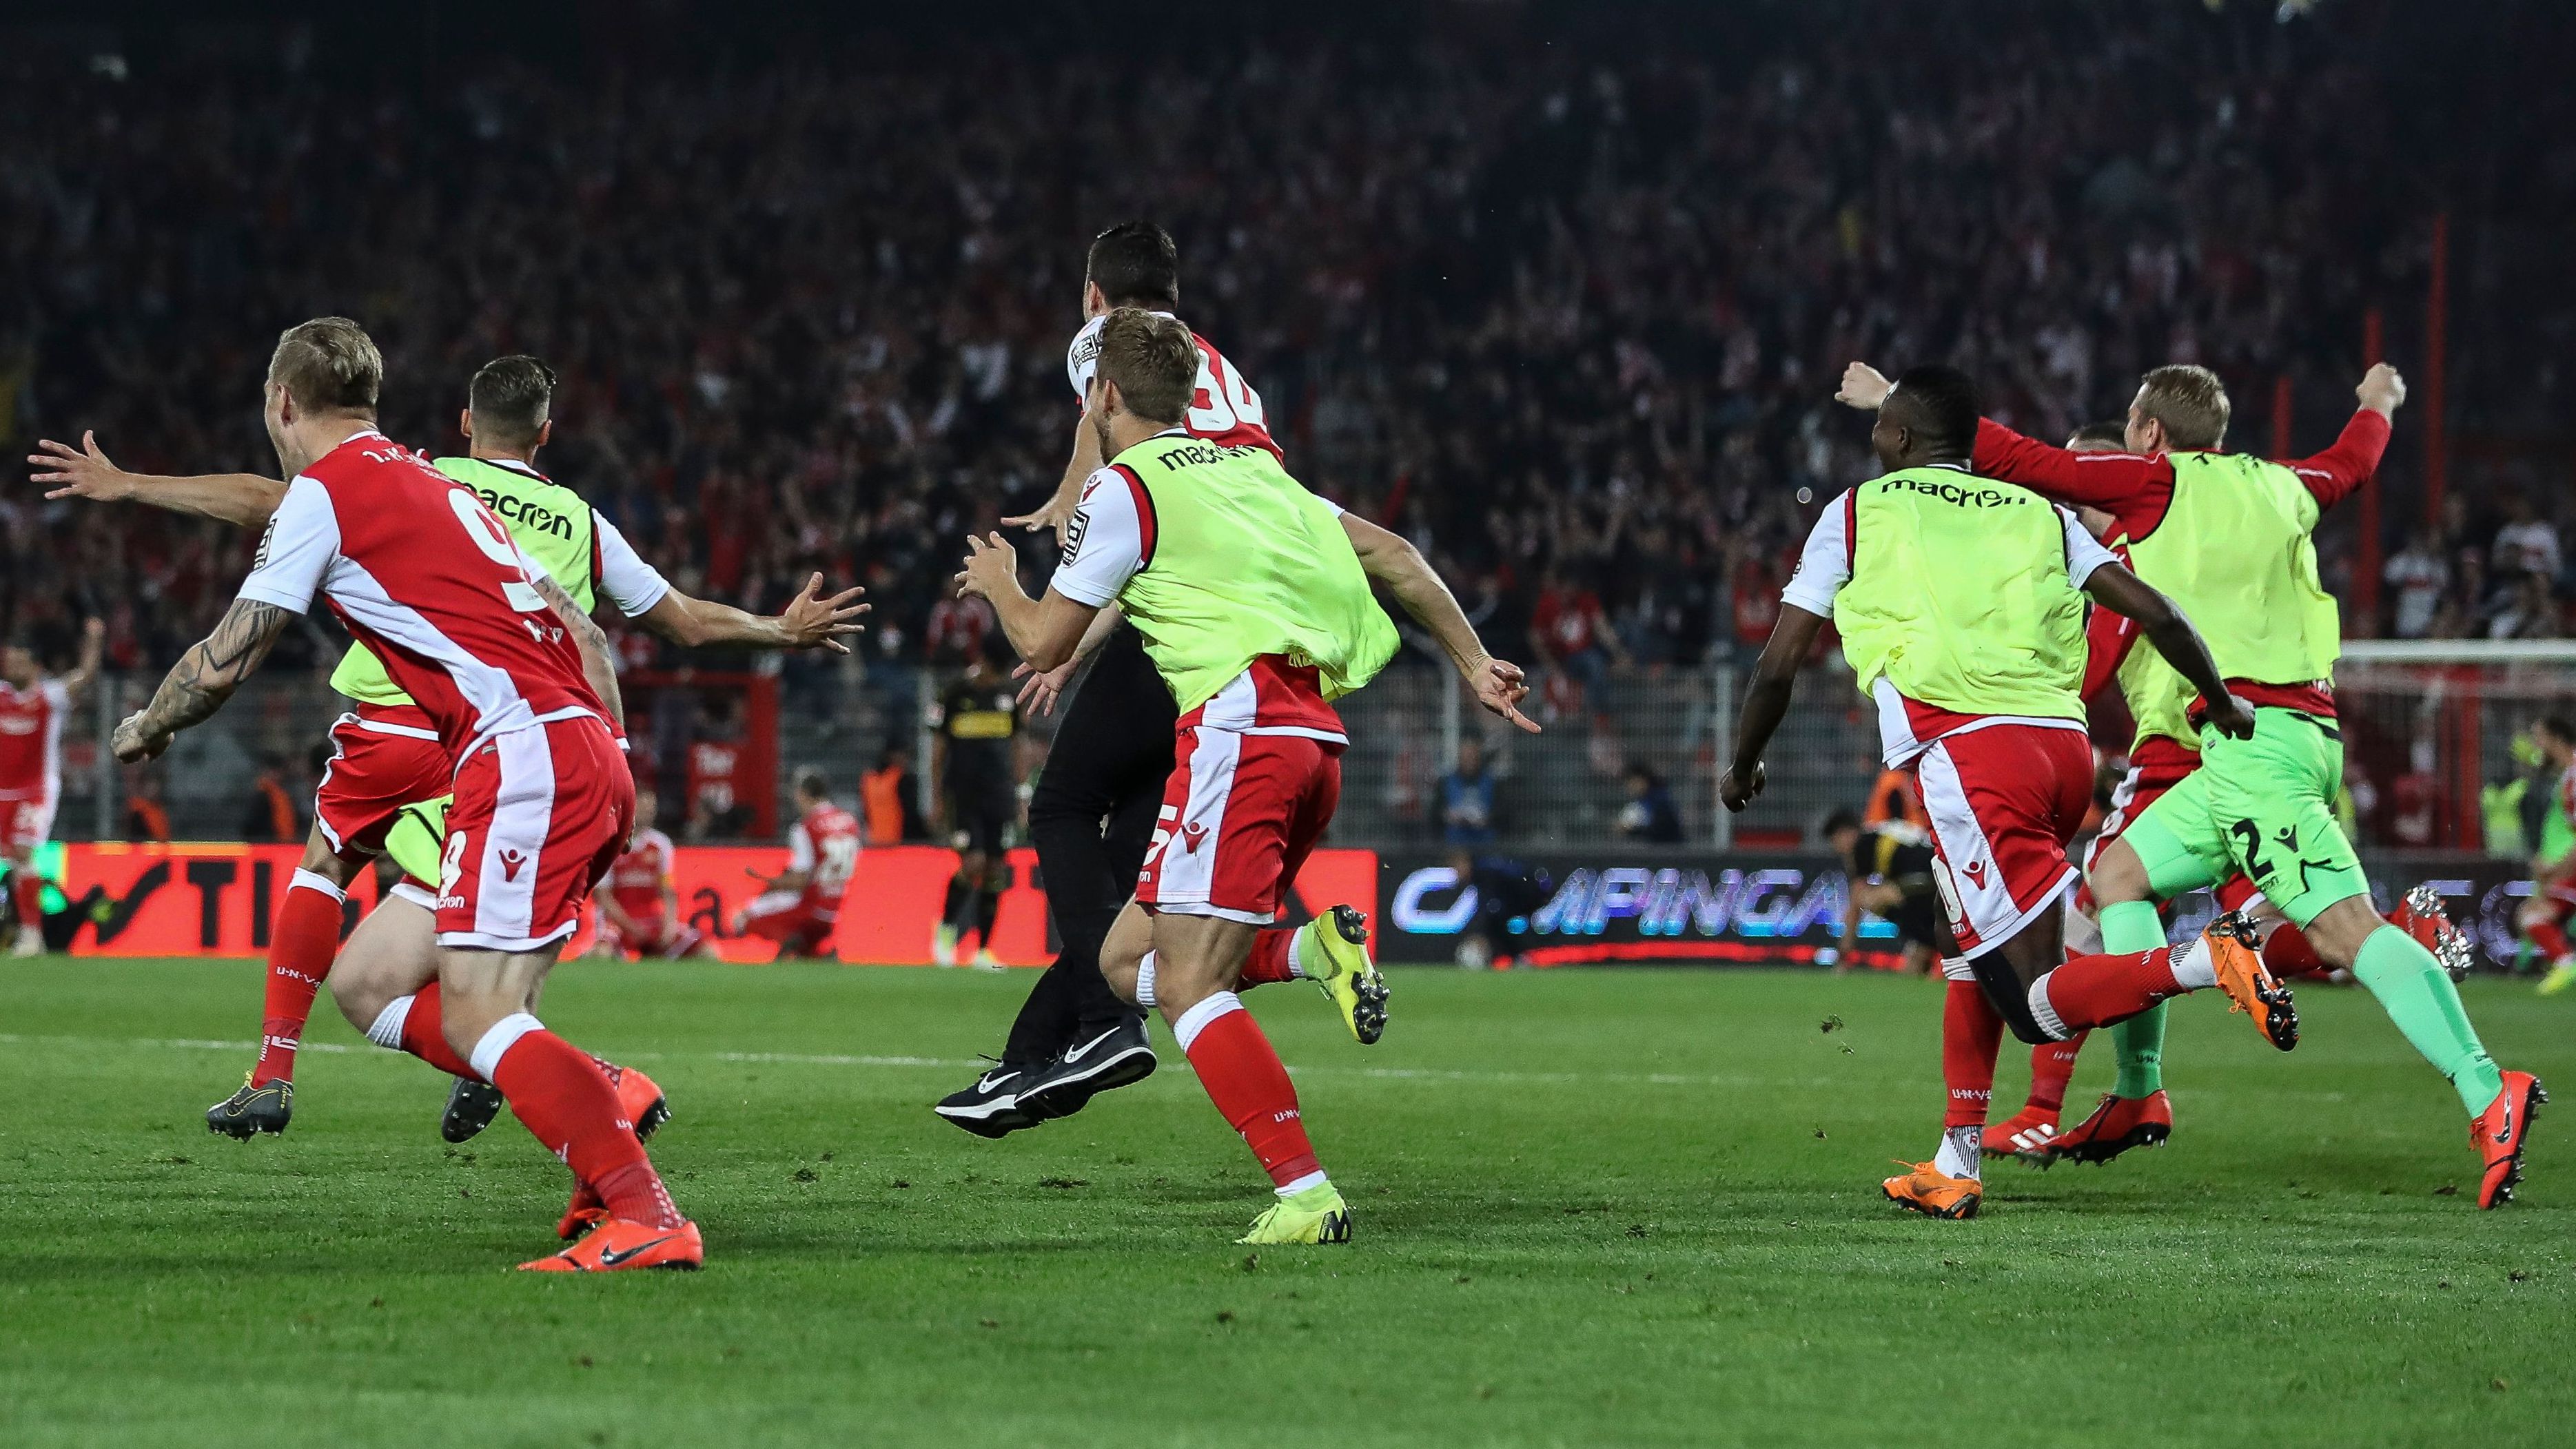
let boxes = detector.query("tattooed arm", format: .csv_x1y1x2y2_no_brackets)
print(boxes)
530,570,624,732
112,599,292,761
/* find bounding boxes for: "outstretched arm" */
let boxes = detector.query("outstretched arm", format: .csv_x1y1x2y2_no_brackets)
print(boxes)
637,573,869,652
531,571,624,732
1721,604,1828,810
60,618,105,702
1340,513,1538,732
30,432,285,529
2082,564,2252,739
112,598,292,761
1001,415,1105,548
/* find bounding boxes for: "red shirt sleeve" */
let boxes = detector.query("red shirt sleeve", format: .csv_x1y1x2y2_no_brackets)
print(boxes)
1971,419,2176,541
2274,409,2391,511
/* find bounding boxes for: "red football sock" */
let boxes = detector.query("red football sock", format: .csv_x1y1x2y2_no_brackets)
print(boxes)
1942,980,2003,1129
2262,923,2329,979
2025,1031,2085,1114
484,1021,682,1229
254,874,345,1085
2037,948,2183,1033
2525,917,2575,965
1175,992,1322,1188
10,870,41,932
1238,929,1295,987
397,983,479,1079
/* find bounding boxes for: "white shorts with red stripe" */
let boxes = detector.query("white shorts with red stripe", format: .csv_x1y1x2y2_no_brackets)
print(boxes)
0,793,56,855
314,703,453,858
1138,723,1343,925
1913,721,2092,960
435,711,633,952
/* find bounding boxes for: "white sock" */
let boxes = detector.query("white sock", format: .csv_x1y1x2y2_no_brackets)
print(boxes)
1285,928,1309,980
365,996,413,1050
2025,973,2071,1040
467,1011,545,1082
1135,952,1158,1009
288,868,348,903
1934,1126,1982,1180
2170,938,2218,991
1276,1169,1329,1199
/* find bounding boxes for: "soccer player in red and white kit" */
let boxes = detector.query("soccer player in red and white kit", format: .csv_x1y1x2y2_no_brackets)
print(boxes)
1,617,101,956
110,319,697,1271
732,768,861,960
591,785,711,960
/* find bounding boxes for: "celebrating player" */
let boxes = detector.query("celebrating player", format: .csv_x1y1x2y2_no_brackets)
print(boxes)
1843,359,2539,1209
928,652,1020,969
1,618,103,956
32,353,863,1136
958,308,1535,1244
936,222,1386,1135
1721,365,2253,1221
732,768,862,960
108,318,698,1269
591,786,711,960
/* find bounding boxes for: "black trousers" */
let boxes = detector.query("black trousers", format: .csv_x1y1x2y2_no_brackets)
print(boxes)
1000,626,1177,1065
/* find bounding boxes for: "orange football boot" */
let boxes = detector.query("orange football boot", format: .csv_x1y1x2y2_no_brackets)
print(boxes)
2472,1071,2546,1210
2046,1090,2173,1165
1982,1105,2063,1167
520,1217,704,1272
1881,1161,1981,1220
2205,914,2297,1050
596,1061,672,1142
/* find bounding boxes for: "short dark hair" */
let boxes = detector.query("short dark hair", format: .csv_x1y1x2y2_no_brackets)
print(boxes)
267,317,382,415
1086,221,1180,309
2135,364,2230,451
794,766,830,801
2068,420,2129,449
468,355,557,449
1822,808,1863,838
1884,364,1981,456
1095,307,1196,424
2537,717,2576,747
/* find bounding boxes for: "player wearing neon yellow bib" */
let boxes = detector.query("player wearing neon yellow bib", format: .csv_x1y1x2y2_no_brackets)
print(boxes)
1725,364,2249,1221
1961,360,2538,1209
959,307,1536,1245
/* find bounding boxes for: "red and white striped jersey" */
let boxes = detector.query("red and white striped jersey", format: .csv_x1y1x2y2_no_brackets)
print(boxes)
237,431,607,757
606,827,676,919
1067,312,1280,460
0,677,69,801
789,801,862,918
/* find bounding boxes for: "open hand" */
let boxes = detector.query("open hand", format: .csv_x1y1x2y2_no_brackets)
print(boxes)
952,532,1021,602
1013,659,1076,717
777,573,869,653
1000,493,1079,549
29,431,136,502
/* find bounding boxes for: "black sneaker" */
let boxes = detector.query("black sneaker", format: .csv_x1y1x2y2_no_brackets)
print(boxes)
934,1062,1042,1139
1013,1016,1158,1122
442,1076,506,1144
207,1076,292,1138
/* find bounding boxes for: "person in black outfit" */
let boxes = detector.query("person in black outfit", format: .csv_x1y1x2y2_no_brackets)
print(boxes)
1824,807,1947,976
930,651,1023,967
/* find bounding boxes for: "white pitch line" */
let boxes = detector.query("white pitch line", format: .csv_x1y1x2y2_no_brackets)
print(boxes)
0,1032,1811,1090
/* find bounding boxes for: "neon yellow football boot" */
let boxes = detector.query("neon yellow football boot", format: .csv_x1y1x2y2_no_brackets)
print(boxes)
1238,1182,1353,1245
1300,905,1388,1045
2539,960,2576,997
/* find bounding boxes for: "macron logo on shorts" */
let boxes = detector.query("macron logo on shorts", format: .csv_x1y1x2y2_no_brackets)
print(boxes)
1180,821,1209,853
499,848,528,883
1961,859,1990,890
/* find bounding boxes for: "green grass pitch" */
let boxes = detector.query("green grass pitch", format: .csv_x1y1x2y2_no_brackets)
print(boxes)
1,958,2570,1447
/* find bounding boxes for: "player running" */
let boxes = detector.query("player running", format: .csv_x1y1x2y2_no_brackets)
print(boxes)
591,786,711,960
32,353,863,1136
1,618,103,956
956,309,1535,1243
110,318,699,1268
1844,359,2539,1209
2519,718,2576,994
929,652,1020,969
934,222,1389,1135
733,768,862,960
1720,365,2253,1221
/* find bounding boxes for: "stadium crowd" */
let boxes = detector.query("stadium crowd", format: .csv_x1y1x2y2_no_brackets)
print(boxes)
3,3,2570,689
